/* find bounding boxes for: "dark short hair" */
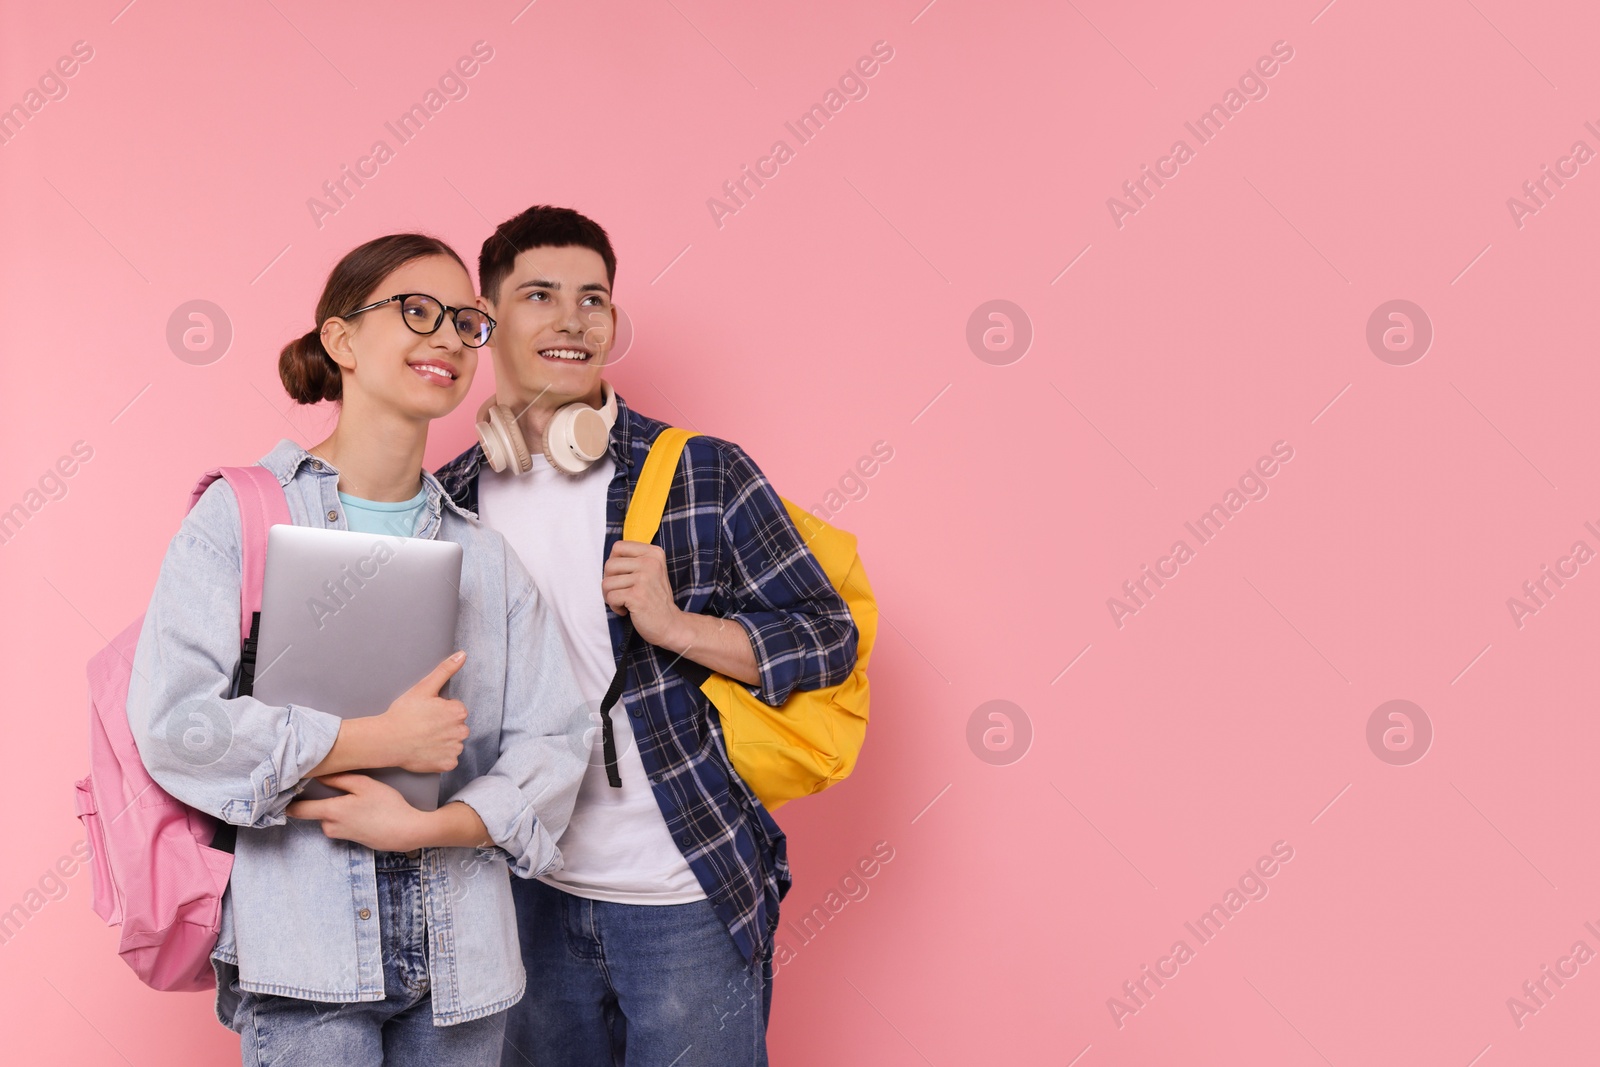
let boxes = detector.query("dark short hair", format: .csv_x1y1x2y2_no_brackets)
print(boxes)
279,233,468,405
479,205,617,302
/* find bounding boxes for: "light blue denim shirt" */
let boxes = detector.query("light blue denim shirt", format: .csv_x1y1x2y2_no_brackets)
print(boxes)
126,439,589,1026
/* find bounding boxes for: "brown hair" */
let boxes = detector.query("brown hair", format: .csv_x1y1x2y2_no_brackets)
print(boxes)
278,233,470,404
478,205,616,303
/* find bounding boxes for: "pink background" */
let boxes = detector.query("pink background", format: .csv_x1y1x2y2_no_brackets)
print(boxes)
4,0,1599,1063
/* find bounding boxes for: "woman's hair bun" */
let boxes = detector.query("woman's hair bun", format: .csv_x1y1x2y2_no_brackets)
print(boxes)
278,327,342,405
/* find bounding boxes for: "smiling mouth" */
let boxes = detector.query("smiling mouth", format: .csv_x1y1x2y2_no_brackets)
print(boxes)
409,361,458,382
539,347,592,362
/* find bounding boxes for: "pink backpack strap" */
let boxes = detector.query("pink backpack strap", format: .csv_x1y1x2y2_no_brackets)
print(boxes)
188,466,292,643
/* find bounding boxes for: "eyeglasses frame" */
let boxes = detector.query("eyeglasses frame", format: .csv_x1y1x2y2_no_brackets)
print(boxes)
341,293,497,348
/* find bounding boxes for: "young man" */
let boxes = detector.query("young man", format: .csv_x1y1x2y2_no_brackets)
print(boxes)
436,206,858,1066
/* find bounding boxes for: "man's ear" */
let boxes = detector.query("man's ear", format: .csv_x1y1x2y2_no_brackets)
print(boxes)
320,317,359,372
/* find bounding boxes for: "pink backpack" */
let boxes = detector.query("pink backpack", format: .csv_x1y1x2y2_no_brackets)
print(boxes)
72,466,289,992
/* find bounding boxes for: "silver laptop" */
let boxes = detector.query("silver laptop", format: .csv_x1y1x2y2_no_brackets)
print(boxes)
252,524,464,811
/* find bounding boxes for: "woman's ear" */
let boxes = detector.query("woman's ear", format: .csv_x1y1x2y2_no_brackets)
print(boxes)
320,317,358,372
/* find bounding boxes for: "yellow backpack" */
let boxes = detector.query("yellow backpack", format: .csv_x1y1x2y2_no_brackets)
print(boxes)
626,428,877,811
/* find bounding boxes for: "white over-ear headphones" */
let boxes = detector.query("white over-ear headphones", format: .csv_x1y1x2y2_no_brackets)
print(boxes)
476,381,618,476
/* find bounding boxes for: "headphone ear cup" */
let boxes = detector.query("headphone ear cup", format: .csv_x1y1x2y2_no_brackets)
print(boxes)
487,404,533,474
475,406,509,472
542,402,612,475
542,404,582,474
540,427,564,472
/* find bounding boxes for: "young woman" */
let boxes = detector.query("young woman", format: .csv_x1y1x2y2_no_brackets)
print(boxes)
126,234,588,1065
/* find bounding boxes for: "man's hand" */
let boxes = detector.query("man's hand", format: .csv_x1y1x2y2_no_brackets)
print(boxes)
602,541,687,647
286,773,427,852
601,540,761,685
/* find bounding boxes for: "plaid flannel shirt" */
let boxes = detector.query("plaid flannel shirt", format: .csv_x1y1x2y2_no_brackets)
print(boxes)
436,390,859,962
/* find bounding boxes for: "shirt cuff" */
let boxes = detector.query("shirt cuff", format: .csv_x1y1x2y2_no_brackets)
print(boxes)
228,704,344,828
725,610,804,706
445,775,559,879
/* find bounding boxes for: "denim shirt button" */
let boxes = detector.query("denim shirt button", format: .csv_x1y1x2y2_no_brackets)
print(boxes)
358,908,371,920
310,459,323,470
327,509,338,522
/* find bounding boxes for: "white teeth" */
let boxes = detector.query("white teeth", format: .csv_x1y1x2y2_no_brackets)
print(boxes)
541,349,589,360
414,364,453,379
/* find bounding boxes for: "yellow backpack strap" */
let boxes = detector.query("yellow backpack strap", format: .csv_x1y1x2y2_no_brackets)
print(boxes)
624,428,701,543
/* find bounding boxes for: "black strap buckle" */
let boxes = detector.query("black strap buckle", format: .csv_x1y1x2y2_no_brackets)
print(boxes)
231,611,262,699
214,611,263,854
598,619,637,788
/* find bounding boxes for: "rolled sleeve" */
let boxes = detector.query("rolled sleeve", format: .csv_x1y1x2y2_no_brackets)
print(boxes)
444,553,589,878
445,773,549,875
717,444,859,706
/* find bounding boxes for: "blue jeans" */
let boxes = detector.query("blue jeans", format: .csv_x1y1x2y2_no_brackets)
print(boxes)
503,878,771,1067
226,850,507,1066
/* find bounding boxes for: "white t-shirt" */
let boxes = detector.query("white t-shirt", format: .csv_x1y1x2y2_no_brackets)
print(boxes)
478,453,705,904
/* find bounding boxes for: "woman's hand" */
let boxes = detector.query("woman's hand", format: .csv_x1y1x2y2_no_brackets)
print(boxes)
286,772,427,852
378,651,472,773
288,777,497,853
304,652,472,780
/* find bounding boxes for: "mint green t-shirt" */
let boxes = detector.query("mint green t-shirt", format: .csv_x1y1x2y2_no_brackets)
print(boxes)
338,484,428,538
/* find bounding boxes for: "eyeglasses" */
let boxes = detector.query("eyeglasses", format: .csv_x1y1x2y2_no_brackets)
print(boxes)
342,293,496,348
